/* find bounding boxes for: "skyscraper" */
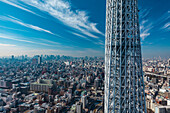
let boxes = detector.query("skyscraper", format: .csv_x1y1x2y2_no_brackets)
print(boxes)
38,55,42,64
76,102,83,113
81,95,88,109
105,0,147,112
82,59,85,67
11,55,14,60
168,59,170,66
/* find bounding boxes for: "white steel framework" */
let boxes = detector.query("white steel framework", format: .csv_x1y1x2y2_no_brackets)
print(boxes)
105,0,147,113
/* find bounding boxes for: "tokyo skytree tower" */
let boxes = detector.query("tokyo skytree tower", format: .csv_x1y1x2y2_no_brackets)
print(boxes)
104,0,147,113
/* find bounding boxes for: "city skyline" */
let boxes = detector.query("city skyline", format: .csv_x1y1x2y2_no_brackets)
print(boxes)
0,0,170,58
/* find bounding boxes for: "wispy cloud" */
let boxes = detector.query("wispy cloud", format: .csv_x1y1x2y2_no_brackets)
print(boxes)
162,22,170,31
0,25,27,32
0,0,40,17
140,19,153,40
0,15,84,45
0,33,80,50
39,39,60,45
139,8,170,41
1,0,104,39
139,9,153,40
97,42,105,46
71,32,104,46
0,43,16,47
139,9,170,41
0,16,54,35
0,34,53,47
77,28,99,39
72,32,89,40
139,8,152,19
157,11,170,24
153,11,170,32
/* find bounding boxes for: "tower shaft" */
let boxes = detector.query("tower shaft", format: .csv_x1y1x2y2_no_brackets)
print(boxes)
105,0,147,113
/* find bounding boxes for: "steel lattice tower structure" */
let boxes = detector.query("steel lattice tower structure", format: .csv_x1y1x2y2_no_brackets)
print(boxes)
105,0,147,113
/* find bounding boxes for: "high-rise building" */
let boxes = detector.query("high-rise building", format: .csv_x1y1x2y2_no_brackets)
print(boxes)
168,59,170,66
0,80,12,88
11,55,14,60
82,59,85,67
81,95,88,109
38,55,42,64
105,0,147,112
76,102,83,113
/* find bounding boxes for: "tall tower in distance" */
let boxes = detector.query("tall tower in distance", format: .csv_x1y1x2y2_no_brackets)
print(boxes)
105,0,147,113
168,58,170,66
38,55,42,64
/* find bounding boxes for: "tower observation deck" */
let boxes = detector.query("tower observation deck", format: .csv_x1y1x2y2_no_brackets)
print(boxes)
105,0,147,113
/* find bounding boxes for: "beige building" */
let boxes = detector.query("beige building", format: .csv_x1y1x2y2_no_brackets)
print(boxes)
30,79,55,93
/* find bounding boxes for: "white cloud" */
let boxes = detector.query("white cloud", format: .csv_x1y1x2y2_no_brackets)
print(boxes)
0,33,81,50
0,43,16,47
97,42,105,46
162,22,170,30
2,0,104,39
3,16,54,35
0,15,86,45
39,39,60,45
0,25,27,32
140,9,170,41
140,33,150,40
0,0,40,16
139,8,152,19
156,11,170,25
71,32,105,46
72,32,88,40
28,25,53,34
0,34,53,47
77,28,99,39
139,9,170,41
140,19,153,40
139,9,153,41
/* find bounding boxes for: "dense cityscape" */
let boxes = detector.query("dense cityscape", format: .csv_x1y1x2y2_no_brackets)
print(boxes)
0,55,104,113
0,55,169,112
0,0,169,112
144,58,170,113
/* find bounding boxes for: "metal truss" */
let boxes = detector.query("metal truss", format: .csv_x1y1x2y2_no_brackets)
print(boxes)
105,0,147,113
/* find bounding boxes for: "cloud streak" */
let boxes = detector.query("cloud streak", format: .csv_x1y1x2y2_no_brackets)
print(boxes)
0,25,27,32
1,0,104,39
162,22,170,31
0,33,81,50
139,9,170,40
0,15,85,46
71,32,105,46
72,32,89,40
140,19,153,40
1,16,54,35
0,43,16,47
0,0,41,17
139,9,155,41
0,34,54,47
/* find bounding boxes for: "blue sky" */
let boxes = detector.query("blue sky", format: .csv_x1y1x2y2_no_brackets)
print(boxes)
0,0,169,58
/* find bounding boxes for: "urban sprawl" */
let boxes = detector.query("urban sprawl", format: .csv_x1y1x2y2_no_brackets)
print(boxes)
0,55,169,113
